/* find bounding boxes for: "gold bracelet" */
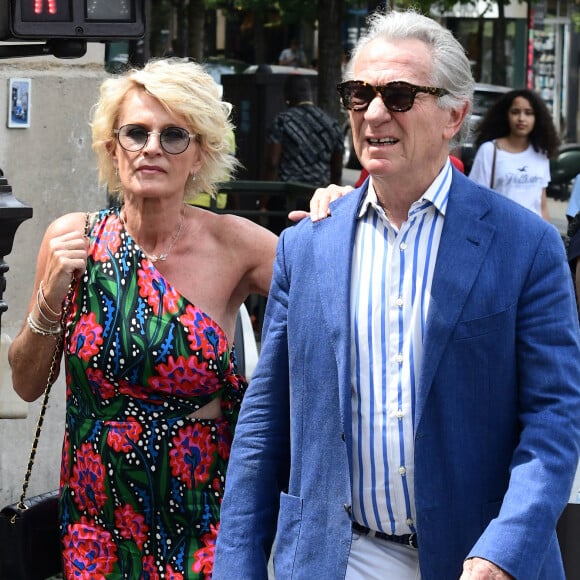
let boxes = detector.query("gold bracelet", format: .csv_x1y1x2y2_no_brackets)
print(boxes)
26,313,62,337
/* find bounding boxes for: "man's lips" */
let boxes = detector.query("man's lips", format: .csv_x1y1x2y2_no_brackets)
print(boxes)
367,137,398,145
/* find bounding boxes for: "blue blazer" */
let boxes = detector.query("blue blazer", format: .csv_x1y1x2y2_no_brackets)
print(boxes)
214,170,580,580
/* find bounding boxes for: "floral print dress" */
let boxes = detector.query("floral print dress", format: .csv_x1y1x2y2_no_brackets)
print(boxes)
59,208,247,579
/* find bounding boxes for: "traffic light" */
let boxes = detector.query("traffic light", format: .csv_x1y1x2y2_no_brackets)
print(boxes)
1,0,145,41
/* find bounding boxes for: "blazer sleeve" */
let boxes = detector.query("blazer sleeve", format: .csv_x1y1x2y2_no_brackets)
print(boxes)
213,230,293,579
467,222,580,578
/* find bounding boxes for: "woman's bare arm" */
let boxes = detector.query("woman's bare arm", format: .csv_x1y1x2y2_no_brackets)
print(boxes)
8,213,89,401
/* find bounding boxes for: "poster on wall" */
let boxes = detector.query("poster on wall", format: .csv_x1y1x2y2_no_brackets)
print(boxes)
7,78,31,129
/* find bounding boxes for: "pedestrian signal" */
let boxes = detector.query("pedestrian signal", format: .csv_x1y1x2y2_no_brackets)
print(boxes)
2,0,145,40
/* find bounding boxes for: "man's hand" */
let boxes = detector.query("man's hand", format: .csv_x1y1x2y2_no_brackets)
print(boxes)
288,184,353,223
460,557,513,579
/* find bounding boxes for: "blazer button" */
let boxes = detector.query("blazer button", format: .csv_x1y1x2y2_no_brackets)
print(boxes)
343,503,352,515
341,432,346,441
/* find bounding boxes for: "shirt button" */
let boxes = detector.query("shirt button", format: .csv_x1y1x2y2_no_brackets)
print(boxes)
395,353,404,364
398,466,407,476
400,242,407,250
396,409,404,420
406,518,414,526
396,297,404,308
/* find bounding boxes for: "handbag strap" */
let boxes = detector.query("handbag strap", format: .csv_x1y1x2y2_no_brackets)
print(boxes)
490,140,498,189
17,212,91,510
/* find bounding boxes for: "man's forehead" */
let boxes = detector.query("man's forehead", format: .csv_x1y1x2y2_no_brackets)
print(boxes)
353,38,432,83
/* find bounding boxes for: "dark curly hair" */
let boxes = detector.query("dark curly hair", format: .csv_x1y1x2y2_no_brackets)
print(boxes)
474,89,560,158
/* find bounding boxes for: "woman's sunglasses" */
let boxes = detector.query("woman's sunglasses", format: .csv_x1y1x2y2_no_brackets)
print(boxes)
337,80,449,113
114,124,197,155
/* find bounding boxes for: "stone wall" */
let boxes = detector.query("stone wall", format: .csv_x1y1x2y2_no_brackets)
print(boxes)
0,45,109,505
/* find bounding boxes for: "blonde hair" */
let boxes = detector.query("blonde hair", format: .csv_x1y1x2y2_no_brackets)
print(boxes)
91,58,238,202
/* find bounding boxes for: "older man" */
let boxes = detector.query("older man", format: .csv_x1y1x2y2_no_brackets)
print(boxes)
214,10,580,580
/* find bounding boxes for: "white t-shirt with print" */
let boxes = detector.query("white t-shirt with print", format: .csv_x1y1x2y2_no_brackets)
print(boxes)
469,140,550,216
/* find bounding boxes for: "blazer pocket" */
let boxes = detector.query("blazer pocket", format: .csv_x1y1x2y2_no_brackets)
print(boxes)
454,308,511,340
274,493,303,579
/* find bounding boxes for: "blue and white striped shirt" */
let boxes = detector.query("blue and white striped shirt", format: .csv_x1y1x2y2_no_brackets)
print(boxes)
350,160,452,535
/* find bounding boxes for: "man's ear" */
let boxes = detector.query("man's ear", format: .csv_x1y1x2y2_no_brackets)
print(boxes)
444,101,469,141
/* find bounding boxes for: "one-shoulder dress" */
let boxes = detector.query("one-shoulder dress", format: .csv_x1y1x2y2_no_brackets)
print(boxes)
59,208,247,579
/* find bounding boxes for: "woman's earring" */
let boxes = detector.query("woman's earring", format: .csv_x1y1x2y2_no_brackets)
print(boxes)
191,173,196,182
115,167,119,177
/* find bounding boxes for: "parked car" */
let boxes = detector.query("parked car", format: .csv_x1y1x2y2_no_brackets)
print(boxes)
342,82,511,172
242,64,317,76
202,56,248,97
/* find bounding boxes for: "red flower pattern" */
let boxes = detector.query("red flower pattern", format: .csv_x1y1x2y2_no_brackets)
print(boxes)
114,503,148,549
150,355,221,396
106,416,143,453
92,218,122,262
86,368,116,399
137,265,181,316
70,443,108,516
142,555,160,580
69,311,103,361
181,304,227,360
164,564,185,580
192,523,218,575
62,517,118,578
169,423,215,489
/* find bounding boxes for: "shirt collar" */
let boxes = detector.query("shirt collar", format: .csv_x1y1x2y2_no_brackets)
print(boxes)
357,157,453,220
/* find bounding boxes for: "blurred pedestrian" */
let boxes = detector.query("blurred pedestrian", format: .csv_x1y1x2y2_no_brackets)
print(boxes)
566,174,580,223
468,88,559,221
278,38,306,67
261,74,344,233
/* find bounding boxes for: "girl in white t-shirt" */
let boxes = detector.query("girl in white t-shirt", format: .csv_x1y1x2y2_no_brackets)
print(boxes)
469,89,560,220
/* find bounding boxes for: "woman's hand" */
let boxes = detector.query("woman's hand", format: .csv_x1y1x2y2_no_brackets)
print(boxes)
42,228,89,308
288,184,354,223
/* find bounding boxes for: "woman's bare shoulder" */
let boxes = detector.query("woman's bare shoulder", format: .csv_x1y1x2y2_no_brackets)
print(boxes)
192,207,277,246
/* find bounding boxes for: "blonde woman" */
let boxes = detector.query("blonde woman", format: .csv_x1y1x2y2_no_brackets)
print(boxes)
9,58,276,578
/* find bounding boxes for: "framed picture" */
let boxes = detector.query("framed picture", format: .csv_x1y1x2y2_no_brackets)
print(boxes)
8,78,31,129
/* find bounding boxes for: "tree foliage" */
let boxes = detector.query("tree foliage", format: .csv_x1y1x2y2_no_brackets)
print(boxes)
150,0,518,113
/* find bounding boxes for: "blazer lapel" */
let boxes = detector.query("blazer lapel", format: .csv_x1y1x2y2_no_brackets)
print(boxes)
416,179,496,429
312,189,364,433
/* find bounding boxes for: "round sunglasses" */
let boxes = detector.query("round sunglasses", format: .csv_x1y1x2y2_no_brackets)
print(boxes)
114,124,197,155
337,80,449,113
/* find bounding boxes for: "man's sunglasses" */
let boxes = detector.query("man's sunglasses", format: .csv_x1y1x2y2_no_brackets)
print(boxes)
337,80,449,113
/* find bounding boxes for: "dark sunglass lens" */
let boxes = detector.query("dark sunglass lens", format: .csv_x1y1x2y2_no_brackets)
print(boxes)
161,127,189,152
383,87,415,112
344,83,374,110
122,125,148,147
